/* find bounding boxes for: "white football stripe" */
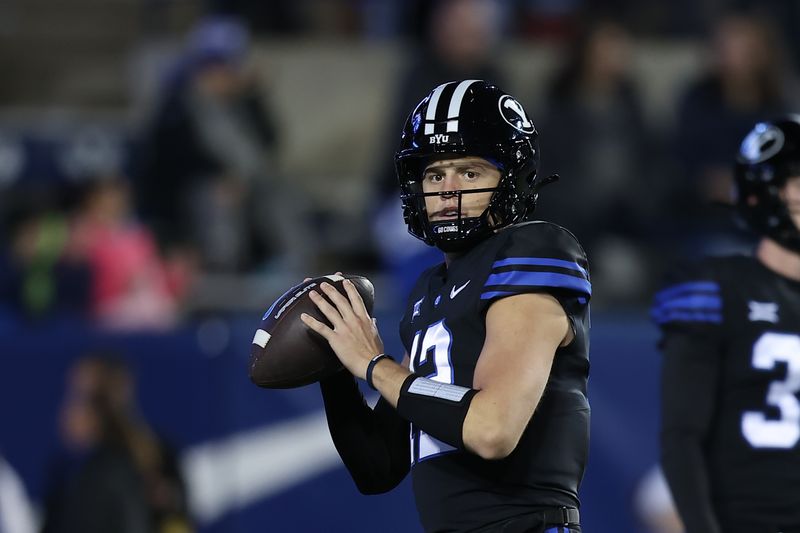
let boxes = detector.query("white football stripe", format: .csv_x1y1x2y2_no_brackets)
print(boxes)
324,274,345,282
445,79,480,132
424,82,450,134
182,411,340,524
252,329,271,348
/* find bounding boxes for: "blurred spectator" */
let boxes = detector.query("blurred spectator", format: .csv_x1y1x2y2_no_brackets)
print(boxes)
535,18,658,306
0,453,37,533
67,176,187,330
376,0,507,199
671,11,795,254
0,187,91,321
372,0,507,297
42,354,192,533
633,465,683,533
516,0,585,41
137,16,314,274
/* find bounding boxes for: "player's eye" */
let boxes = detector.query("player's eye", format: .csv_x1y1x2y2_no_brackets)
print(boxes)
464,171,479,180
425,173,444,183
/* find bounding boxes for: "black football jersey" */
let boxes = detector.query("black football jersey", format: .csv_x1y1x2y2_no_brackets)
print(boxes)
654,255,800,527
399,221,591,532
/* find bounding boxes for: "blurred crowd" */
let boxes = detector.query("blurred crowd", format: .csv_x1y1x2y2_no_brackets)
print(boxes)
1,0,800,332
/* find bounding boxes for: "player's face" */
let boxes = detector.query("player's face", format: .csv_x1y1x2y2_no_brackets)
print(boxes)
781,175,800,230
422,156,501,222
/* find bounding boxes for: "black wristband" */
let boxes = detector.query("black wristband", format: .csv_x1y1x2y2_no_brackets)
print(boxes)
366,353,393,390
396,375,477,450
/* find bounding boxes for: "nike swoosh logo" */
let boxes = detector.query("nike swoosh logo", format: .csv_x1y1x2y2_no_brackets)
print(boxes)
450,280,471,299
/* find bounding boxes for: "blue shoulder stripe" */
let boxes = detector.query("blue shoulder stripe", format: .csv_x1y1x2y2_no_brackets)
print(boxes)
652,280,722,325
652,294,721,313
483,271,592,297
654,281,719,304
492,257,588,278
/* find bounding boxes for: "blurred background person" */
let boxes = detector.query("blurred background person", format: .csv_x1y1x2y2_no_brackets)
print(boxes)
535,16,660,307
0,452,37,533
0,186,91,323
633,465,683,533
41,354,192,533
136,16,314,275
671,10,795,255
66,175,187,330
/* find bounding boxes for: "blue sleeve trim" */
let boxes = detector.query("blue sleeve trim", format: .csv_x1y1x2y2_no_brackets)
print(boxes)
480,290,516,300
492,257,588,278
654,281,719,304
483,271,592,297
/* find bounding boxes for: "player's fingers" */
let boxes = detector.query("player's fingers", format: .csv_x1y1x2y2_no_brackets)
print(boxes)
319,282,356,321
300,313,332,339
308,290,345,328
343,279,370,320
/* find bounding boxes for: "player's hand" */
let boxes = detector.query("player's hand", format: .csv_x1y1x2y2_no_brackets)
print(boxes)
300,279,384,380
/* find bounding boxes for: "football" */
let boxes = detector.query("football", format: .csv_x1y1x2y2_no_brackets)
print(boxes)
249,274,375,389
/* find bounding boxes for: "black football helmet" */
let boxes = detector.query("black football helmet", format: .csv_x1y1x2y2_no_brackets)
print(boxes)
395,80,549,252
735,115,800,251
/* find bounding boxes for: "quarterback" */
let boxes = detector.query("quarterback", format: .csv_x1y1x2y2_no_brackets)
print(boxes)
302,80,590,532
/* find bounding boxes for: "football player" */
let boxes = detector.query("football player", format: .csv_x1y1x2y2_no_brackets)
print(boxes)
302,80,590,532
654,115,800,533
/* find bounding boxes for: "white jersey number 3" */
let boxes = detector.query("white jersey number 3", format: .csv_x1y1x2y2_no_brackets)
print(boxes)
741,332,800,448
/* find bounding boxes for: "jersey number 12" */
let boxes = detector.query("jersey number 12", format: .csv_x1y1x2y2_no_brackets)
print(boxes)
409,320,455,463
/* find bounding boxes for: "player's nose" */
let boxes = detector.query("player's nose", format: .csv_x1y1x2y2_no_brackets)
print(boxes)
439,174,462,197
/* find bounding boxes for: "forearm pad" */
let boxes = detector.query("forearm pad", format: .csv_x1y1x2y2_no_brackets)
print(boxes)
396,375,477,449
319,371,409,494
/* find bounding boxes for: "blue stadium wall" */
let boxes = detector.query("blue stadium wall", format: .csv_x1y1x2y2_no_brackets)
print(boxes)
0,310,661,533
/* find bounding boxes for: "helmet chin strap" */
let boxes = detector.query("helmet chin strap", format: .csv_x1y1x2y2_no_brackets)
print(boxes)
429,217,486,252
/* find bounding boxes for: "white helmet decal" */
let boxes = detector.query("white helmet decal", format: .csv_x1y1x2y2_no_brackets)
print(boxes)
498,95,535,134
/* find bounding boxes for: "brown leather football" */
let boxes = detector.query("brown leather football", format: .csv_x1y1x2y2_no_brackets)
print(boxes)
249,274,375,389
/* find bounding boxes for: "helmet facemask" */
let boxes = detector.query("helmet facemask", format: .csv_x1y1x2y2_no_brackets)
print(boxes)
398,152,537,252
401,175,505,252
394,80,544,251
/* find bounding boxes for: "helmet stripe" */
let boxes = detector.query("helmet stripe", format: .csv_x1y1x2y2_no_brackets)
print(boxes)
446,79,482,132
424,82,450,135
